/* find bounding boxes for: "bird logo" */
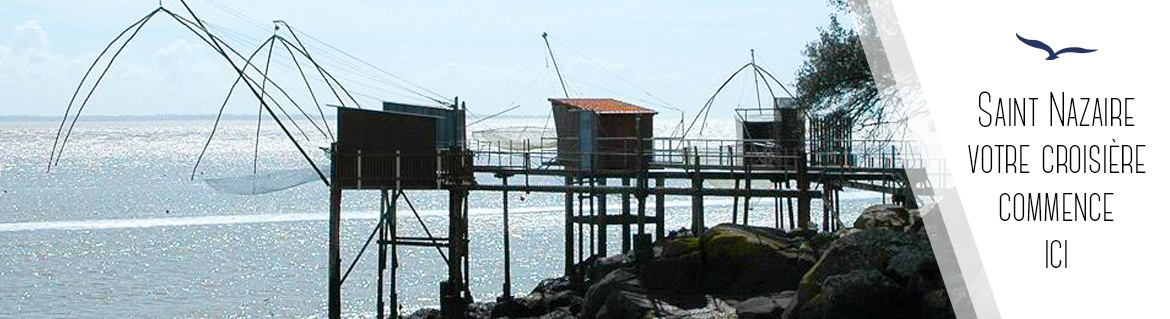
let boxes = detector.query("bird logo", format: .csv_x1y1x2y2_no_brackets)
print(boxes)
1016,34,1096,60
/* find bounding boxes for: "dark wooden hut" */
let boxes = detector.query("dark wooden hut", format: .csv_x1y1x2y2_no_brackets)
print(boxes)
382,101,466,150
550,98,656,172
735,97,804,168
333,106,443,189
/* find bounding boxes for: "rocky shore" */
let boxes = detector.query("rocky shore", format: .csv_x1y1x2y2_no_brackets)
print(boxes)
407,204,955,319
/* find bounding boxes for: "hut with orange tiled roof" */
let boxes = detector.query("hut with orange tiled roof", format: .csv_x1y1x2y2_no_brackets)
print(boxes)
549,98,656,172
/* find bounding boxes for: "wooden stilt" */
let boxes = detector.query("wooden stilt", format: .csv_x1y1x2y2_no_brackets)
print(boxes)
621,177,631,253
743,162,751,225
597,178,607,257
389,190,399,319
655,177,665,240
377,190,386,319
501,176,512,299
564,175,574,275
691,151,704,235
328,185,341,319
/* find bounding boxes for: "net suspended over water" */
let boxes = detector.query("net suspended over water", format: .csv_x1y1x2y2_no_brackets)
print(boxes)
471,126,556,150
203,164,330,195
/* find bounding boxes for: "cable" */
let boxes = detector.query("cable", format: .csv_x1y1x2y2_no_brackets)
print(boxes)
49,8,160,171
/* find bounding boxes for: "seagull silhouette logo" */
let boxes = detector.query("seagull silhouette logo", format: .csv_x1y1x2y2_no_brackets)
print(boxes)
1016,34,1096,60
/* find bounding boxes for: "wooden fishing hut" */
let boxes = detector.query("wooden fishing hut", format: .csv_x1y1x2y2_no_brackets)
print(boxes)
550,98,656,173
547,97,660,261
734,97,804,168
328,101,474,319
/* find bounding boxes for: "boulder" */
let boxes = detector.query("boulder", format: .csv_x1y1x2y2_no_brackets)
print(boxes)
852,204,910,230
491,297,542,318
736,291,796,319
700,224,819,297
535,308,578,319
787,228,952,319
404,308,441,319
793,269,913,319
583,267,736,319
642,236,703,293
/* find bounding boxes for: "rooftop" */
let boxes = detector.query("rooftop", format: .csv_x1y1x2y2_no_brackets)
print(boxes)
549,98,658,115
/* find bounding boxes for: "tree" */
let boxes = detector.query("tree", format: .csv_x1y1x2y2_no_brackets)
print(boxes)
795,8,907,142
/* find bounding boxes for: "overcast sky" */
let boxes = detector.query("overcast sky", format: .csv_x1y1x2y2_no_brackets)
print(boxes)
0,0,845,118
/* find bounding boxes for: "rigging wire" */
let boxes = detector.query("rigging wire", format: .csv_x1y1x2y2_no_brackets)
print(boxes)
253,25,278,176
547,36,682,112
54,8,163,167
49,8,161,171
167,2,328,185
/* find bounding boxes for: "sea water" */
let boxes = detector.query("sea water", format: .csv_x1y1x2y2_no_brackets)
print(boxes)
0,117,881,318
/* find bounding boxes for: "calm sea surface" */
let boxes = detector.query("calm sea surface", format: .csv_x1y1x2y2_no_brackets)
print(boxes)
0,117,880,318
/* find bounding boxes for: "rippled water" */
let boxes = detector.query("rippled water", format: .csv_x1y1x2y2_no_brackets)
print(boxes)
0,117,881,318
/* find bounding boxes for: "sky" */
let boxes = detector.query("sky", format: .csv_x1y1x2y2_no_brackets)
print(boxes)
0,0,847,118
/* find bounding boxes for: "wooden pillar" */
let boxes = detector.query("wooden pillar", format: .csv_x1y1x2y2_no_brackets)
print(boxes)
655,177,665,240
446,186,468,319
501,176,512,299
731,177,739,224
797,147,811,230
577,183,584,262
821,182,832,232
636,180,647,237
785,179,795,230
774,181,781,229
328,186,342,319
621,177,631,253
743,162,752,225
378,190,387,319
597,178,607,257
389,190,399,319
691,151,704,235
564,175,574,275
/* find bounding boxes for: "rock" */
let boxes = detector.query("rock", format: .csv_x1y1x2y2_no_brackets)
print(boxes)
736,291,796,319
787,228,952,319
491,297,542,318
536,308,578,319
852,204,910,230
700,224,819,297
467,302,494,319
906,204,939,234
582,268,640,318
793,269,914,319
496,276,584,317
404,308,441,319
920,289,956,319
583,267,736,319
642,236,703,293
581,254,624,286
533,277,573,295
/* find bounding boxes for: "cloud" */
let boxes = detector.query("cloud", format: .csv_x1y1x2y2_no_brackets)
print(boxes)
10,20,48,52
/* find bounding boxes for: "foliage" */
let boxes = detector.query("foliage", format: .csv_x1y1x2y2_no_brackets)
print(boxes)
795,3,909,141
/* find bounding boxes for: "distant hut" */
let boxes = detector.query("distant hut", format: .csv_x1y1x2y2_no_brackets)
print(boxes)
735,97,804,168
550,98,656,172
